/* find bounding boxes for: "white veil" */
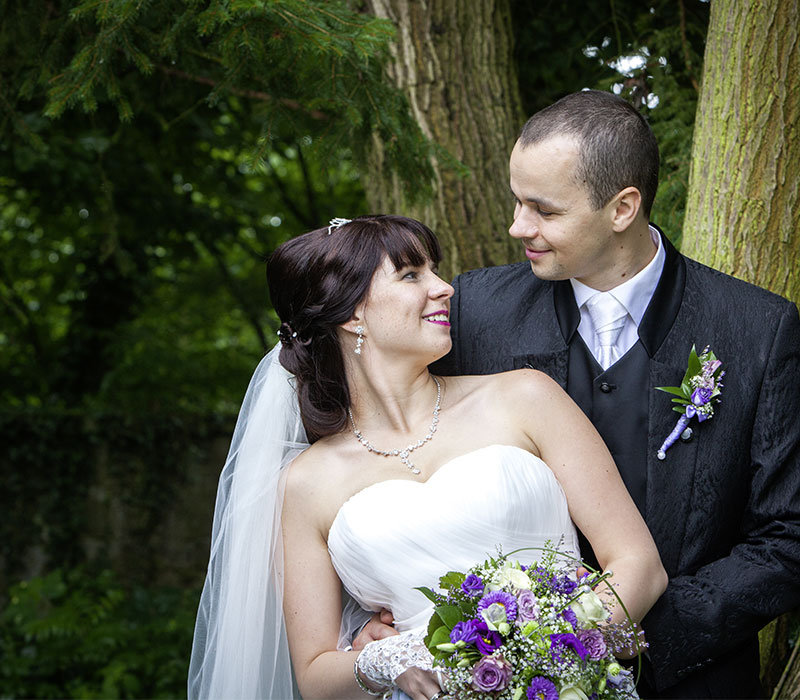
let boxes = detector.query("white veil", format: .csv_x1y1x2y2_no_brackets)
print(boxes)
188,345,309,699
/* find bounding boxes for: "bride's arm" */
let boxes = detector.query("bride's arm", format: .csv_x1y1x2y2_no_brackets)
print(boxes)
505,369,668,624
282,454,442,700
281,455,371,699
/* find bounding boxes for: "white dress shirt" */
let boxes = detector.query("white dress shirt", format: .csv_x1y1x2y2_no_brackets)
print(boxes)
570,225,665,366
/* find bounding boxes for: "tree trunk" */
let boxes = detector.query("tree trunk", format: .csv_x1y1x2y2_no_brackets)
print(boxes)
771,636,800,700
681,0,800,306
683,2,800,691
362,0,524,278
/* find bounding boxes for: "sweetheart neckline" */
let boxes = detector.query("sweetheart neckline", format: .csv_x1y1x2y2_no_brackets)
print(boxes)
327,444,548,539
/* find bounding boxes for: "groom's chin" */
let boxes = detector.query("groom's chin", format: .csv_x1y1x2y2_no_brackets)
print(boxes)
527,260,566,281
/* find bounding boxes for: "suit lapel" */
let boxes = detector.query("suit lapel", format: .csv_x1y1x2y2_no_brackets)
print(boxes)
641,233,696,571
646,357,700,573
511,280,572,389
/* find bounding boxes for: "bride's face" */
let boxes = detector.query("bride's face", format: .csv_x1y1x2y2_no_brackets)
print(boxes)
358,254,454,362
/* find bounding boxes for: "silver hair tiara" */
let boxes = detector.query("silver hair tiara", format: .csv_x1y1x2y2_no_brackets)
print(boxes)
327,217,351,235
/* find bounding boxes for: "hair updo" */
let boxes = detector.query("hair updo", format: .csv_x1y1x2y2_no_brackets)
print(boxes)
267,214,442,442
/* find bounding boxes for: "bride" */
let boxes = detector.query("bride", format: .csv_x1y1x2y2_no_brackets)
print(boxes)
188,215,667,700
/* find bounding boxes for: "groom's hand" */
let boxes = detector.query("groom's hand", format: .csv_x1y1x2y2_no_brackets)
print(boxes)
352,608,397,651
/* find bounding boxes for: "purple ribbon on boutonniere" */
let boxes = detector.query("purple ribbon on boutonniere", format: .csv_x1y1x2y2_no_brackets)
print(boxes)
656,345,724,460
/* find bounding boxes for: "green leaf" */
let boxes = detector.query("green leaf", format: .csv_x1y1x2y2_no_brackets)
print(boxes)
438,571,465,591
655,385,687,398
434,604,463,629
686,345,702,378
430,625,452,648
414,586,439,604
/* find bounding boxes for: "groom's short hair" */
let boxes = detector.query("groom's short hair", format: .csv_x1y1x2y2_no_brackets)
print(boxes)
517,90,660,217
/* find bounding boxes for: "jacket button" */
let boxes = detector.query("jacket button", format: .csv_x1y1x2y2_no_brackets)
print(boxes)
599,382,613,393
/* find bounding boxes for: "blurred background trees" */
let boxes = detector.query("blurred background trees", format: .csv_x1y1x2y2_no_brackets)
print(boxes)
2,0,797,696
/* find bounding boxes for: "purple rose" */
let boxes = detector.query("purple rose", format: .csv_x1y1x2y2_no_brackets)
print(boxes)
471,655,512,692
450,619,481,645
461,573,484,597
516,589,539,623
475,621,503,654
691,386,713,406
477,590,518,623
561,607,578,630
550,632,589,663
527,676,559,700
577,628,607,660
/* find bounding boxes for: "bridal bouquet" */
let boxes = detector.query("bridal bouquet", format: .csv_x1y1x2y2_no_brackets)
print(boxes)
418,549,641,700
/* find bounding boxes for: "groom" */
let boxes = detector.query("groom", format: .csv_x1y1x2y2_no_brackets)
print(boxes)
431,90,800,698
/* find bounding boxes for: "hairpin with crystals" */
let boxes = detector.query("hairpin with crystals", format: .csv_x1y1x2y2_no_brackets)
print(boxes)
327,217,351,235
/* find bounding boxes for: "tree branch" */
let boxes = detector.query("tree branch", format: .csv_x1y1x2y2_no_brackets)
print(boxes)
155,65,329,119
196,237,270,350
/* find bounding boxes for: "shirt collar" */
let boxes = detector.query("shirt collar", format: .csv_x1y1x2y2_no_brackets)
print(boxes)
570,225,665,324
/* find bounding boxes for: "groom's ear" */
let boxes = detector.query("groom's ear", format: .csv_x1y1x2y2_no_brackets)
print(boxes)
609,186,642,232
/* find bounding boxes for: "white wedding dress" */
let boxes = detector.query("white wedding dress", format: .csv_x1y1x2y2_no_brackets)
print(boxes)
328,444,580,699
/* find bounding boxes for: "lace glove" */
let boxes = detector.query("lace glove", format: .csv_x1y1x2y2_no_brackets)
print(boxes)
355,628,433,690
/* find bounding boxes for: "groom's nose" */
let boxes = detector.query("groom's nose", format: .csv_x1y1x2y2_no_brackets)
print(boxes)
509,208,537,239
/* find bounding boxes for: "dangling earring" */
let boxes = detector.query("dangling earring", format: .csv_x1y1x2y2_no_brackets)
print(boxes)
354,326,365,355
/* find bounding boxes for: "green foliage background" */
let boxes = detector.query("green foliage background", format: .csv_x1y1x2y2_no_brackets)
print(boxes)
0,1,715,697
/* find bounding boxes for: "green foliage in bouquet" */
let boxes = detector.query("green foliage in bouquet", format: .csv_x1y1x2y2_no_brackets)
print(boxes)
416,548,641,699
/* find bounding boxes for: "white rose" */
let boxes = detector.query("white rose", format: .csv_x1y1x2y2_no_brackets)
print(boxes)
569,589,610,624
487,562,532,591
559,685,589,700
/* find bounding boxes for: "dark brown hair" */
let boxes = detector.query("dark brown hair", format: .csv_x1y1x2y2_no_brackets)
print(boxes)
518,90,660,217
267,215,442,442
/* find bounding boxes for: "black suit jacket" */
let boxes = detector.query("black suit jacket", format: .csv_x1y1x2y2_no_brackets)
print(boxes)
433,233,800,698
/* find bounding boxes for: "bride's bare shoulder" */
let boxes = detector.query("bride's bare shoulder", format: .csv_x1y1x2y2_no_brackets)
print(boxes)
283,436,351,498
443,369,561,403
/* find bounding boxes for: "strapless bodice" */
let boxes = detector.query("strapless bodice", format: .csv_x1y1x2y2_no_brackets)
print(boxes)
327,444,579,631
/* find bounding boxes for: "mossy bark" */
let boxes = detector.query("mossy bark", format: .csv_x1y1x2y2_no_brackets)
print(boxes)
363,0,524,278
682,0,800,306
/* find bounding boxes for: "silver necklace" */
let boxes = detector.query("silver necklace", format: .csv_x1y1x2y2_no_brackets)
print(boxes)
347,376,441,475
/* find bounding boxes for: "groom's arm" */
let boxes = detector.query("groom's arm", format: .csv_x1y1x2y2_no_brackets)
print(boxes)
643,302,800,691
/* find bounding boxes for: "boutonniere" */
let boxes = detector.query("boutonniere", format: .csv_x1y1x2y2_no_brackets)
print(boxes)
656,345,724,460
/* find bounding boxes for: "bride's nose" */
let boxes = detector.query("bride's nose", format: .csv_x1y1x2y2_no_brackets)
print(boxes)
430,274,454,300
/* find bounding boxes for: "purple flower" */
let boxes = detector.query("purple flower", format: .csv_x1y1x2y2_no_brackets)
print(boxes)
450,619,481,645
475,621,503,654
516,589,539,623
527,676,559,700
550,632,589,663
607,667,635,693
577,628,607,660
461,573,484,597
553,573,578,596
691,386,713,405
529,565,552,586
471,655,512,692
561,607,578,630
478,590,518,623
702,359,722,376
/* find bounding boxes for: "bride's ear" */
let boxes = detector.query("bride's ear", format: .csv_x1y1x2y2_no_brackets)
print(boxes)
340,315,363,336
